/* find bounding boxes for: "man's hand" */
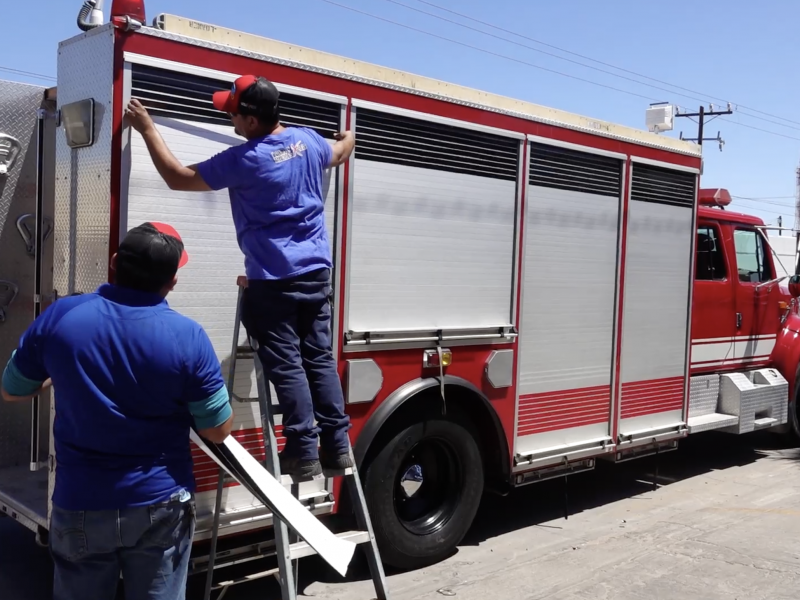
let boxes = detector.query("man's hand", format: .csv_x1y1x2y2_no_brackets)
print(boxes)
124,101,212,192
329,131,355,168
125,99,155,134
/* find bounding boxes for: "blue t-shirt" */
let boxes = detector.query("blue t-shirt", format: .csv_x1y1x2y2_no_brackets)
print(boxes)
196,127,334,281
2,284,231,511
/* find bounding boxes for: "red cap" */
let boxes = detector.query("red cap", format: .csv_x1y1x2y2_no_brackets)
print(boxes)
213,75,259,114
212,75,280,118
150,222,189,268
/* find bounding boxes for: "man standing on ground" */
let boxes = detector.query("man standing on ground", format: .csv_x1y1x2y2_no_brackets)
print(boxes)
125,75,356,480
1,223,233,600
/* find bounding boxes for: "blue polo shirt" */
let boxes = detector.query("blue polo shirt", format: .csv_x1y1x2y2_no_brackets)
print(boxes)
196,126,334,281
1,284,231,511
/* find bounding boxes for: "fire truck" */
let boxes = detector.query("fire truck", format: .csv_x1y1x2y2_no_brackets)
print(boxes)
2,0,800,578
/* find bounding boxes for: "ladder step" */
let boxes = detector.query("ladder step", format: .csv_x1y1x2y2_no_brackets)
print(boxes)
687,412,739,433
213,566,281,591
289,530,371,561
278,467,354,487
753,417,779,429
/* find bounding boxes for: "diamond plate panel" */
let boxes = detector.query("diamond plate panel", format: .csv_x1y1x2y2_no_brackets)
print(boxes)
53,27,115,297
688,373,720,418
0,80,44,468
719,369,788,434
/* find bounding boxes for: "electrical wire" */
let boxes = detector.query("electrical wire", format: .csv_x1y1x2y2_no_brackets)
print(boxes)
733,195,795,201
317,0,658,102
322,0,800,142
409,0,800,129
0,66,56,82
720,118,800,142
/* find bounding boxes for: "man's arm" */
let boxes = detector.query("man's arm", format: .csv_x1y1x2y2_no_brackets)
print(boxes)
328,131,355,168
125,99,212,192
186,325,234,445
1,376,51,403
193,387,234,444
2,336,50,404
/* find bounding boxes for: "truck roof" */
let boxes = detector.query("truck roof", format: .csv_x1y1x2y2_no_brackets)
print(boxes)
698,205,765,227
144,14,701,158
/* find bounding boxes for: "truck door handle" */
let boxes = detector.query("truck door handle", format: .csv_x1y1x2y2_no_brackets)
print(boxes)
736,312,742,329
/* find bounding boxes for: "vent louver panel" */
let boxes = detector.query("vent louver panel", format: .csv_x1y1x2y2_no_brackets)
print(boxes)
529,143,622,197
631,164,696,208
354,108,519,181
129,64,341,137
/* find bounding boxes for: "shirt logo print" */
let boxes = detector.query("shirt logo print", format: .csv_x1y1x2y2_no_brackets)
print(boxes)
271,141,308,163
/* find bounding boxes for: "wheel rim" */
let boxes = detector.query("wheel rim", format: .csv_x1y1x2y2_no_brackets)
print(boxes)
393,437,462,536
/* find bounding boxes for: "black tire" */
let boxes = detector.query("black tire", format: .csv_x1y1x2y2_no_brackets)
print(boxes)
364,418,484,571
786,364,800,442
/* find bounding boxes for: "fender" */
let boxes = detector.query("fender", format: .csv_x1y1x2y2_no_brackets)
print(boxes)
353,375,509,476
771,314,800,393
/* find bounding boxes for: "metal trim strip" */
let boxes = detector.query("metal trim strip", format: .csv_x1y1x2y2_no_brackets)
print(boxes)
356,102,512,144
527,134,627,160
331,103,347,361
630,155,701,174
511,141,530,451
351,98,524,139
514,436,614,469
342,106,357,337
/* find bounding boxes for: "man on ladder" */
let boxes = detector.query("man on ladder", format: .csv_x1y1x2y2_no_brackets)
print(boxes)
126,75,356,480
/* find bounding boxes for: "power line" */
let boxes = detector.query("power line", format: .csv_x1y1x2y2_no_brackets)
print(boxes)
318,0,658,102
377,0,720,109
0,66,56,82
731,196,795,206
720,118,800,142
409,0,800,129
321,1,800,143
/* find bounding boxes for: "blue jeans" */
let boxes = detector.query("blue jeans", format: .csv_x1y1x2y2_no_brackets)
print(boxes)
242,268,351,460
49,494,195,600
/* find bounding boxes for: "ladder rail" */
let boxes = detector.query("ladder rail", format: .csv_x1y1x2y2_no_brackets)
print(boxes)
345,451,390,600
203,284,246,600
253,350,299,600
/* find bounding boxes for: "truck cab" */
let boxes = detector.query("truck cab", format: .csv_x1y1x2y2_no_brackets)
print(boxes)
691,188,800,436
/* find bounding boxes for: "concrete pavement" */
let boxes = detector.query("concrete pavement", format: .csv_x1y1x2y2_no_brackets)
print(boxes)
4,431,800,599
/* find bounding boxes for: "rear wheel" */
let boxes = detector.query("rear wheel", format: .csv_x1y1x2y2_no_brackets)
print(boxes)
787,364,800,441
364,418,484,570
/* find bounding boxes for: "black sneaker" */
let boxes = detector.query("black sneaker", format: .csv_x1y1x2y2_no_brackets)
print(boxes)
278,453,322,481
320,451,354,472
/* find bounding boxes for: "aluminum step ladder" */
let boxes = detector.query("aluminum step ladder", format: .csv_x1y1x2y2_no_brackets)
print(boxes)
202,277,390,600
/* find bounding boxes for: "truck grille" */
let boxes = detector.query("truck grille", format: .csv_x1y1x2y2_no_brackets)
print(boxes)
129,64,341,138
354,108,519,181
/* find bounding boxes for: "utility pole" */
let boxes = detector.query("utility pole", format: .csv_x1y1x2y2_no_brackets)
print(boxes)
676,103,733,149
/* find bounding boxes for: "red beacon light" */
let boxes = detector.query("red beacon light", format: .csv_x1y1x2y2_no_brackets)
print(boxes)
111,0,145,23
698,188,732,209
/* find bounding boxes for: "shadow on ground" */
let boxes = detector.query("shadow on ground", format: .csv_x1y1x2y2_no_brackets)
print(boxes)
186,431,797,599
3,432,795,599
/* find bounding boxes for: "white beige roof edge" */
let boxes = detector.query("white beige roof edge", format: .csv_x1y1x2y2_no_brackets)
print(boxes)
156,14,701,157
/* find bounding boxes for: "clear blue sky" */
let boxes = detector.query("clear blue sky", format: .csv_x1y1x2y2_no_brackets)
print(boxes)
3,0,798,229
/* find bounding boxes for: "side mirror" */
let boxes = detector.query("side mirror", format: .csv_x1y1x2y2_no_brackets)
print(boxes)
789,275,800,298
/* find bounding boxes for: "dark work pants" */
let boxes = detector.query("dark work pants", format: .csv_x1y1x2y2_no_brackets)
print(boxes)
242,268,351,460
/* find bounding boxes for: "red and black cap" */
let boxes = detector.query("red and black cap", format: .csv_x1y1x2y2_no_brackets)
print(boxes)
116,222,189,289
213,75,280,120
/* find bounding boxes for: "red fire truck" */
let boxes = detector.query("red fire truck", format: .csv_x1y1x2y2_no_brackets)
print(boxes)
1,2,799,578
